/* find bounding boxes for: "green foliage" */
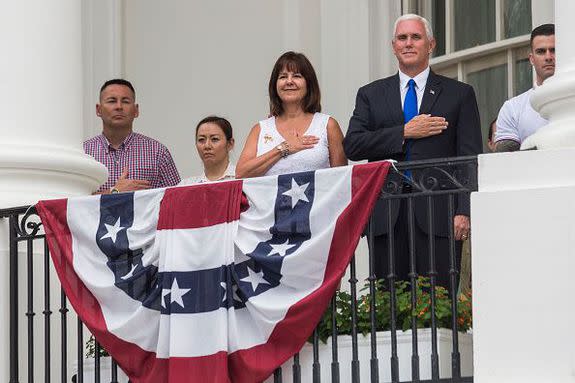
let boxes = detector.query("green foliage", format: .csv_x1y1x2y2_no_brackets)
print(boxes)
85,334,110,358
314,277,473,344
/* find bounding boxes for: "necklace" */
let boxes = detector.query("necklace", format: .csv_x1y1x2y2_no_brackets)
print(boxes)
278,113,311,138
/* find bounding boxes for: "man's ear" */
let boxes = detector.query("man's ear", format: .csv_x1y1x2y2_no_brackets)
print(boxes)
429,38,436,54
96,104,102,117
135,104,140,118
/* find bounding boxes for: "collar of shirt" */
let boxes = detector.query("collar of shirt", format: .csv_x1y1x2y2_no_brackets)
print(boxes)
399,67,430,111
199,162,236,182
180,162,236,185
97,132,136,154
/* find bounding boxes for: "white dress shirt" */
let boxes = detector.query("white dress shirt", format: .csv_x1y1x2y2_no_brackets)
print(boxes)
398,67,430,113
495,88,548,144
179,162,236,185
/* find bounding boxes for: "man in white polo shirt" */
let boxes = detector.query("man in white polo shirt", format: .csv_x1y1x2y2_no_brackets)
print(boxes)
495,24,555,152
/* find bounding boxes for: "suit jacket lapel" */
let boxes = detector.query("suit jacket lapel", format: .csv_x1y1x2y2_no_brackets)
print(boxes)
383,73,404,124
419,71,442,114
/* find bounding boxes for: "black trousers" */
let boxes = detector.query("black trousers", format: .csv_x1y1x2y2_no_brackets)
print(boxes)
369,199,462,290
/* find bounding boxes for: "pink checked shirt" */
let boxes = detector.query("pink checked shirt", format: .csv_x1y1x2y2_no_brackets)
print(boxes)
84,132,181,192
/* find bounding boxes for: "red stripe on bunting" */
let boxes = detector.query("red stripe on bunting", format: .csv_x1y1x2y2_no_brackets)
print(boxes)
157,181,244,230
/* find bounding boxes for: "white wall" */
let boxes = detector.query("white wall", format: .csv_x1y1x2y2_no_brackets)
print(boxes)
82,0,124,139
124,0,285,179
531,0,554,27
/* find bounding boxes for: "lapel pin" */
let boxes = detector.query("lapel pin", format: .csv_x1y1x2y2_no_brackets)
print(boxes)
430,89,435,95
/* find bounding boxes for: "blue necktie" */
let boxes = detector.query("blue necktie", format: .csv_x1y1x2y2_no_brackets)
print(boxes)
403,79,417,179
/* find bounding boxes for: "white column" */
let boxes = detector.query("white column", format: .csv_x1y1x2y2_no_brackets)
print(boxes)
522,0,575,149
0,0,107,209
0,1,107,381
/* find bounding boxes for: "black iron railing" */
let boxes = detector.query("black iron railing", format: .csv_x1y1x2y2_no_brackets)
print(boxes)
0,156,477,383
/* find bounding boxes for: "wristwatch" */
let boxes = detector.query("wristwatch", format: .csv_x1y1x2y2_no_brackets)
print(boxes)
110,187,120,194
276,142,290,158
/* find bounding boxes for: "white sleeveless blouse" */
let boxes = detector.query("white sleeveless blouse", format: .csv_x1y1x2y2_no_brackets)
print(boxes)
256,112,331,176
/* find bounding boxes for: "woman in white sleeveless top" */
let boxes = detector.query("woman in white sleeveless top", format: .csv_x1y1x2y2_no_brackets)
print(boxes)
236,51,347,178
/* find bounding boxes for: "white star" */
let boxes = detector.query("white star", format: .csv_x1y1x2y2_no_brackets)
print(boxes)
269,240,296,257
161,278,191,308
120,264,138,280
282,178,310,208
170,278,191,308
99,217,125,243
240,267,269,292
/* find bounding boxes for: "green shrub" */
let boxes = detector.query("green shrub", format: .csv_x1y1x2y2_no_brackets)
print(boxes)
314,277,472,343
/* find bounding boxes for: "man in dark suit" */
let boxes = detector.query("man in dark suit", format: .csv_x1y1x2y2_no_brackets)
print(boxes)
343,14,482,288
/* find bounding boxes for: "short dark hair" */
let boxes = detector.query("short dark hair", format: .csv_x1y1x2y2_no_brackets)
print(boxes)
268,51,321,117
530,24,554,47
195,116,233,141
100,79,136,98
488,118,497,141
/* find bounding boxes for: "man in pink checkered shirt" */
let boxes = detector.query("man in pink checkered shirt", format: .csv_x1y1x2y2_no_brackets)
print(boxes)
84,79,181,194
